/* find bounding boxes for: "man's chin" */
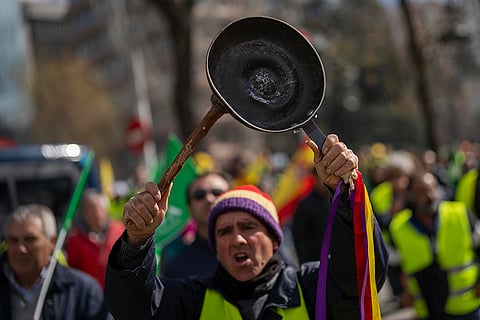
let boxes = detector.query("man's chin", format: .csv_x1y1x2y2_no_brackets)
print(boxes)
229,268,258,282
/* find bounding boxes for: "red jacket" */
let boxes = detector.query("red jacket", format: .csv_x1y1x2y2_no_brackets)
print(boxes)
66,220,125,288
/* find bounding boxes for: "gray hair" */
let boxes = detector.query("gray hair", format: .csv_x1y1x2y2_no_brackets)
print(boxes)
4,204,57,240
81,188,109,210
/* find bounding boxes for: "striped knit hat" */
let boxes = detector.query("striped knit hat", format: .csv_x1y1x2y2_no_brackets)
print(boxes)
207,185,283,252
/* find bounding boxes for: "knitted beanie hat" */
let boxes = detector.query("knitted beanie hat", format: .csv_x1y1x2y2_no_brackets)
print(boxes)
207,185,283,252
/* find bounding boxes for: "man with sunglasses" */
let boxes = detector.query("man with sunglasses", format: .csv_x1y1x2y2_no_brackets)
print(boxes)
160,171,231,278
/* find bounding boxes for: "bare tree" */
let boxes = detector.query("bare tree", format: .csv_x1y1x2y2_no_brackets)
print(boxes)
148,0,195,140
399,0,438,152
29,57,123,159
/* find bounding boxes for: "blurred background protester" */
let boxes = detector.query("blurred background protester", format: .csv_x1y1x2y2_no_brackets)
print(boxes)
160,171,231,278
421,149,455,201
0,204,111,319
107,180,132,221
369,150,417,304
108,164,150,221
390,171,480,320
361,142,390,192
66,189,124,289
456,163,480,220
291,168,330,264
127,164,149,193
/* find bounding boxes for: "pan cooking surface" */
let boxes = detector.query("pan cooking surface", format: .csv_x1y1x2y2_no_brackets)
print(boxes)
207,16,325,132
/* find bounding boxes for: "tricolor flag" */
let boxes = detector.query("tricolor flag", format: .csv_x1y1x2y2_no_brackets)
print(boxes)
316,170,381,320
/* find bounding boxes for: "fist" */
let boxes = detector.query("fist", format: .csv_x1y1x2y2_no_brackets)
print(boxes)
306,134,358,190
123,182,172,246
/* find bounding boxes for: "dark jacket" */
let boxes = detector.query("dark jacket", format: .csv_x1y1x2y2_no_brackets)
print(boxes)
0,254,111,320
161,234,218,278
105,195,388,320
292,187,331,264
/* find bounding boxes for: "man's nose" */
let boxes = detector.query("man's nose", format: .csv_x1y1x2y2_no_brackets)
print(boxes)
205,193,218,203
13,242,29,253
426,189,438,201
232,232,248,245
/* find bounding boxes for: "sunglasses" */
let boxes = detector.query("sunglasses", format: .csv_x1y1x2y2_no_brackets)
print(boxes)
191,188,225,200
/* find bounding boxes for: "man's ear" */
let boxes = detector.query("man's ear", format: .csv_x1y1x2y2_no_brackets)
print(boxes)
272,240,279,252
48,236,57,248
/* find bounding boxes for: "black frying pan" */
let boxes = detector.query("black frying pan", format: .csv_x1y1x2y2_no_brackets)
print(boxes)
207,15,327,144
158,16,327,195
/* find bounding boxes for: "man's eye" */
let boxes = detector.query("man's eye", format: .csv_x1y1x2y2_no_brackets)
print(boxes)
25,237,37,244
242,222,257,230
217,228,230,236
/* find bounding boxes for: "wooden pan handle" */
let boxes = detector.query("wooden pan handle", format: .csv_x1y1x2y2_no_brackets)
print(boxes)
157,96,226,193
125,95,226,228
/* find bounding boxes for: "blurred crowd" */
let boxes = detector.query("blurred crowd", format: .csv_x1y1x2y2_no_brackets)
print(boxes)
1,137,479,319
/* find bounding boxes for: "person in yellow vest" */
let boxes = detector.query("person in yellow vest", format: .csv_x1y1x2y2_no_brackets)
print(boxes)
103,135,388,319
390,170,480,320
456,166,480,219
370,150,416,304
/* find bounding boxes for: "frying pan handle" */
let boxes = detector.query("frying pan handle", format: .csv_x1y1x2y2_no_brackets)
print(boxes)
302,120,326,151
157,96,226,193
303,120,357,190
125,96,226,229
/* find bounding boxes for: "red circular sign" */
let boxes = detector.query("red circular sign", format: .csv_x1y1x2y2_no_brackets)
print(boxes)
125,118,152,154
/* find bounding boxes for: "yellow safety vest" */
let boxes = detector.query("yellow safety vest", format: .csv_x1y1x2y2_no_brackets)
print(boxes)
199,285,309,320
370,181,394,217
390,202,480,318
456,168,478,214
370,181,394,247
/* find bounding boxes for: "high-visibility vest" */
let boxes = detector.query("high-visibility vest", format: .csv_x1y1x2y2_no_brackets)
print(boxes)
390,201,480,318
456,168,478,215
370,181,395,249
199,285,309,320
370,181,394,218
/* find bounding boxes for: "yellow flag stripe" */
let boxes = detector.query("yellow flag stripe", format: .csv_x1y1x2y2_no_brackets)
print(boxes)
364,185,382,319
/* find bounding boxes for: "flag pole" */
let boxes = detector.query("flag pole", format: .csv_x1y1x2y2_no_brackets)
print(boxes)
33,150,95,320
